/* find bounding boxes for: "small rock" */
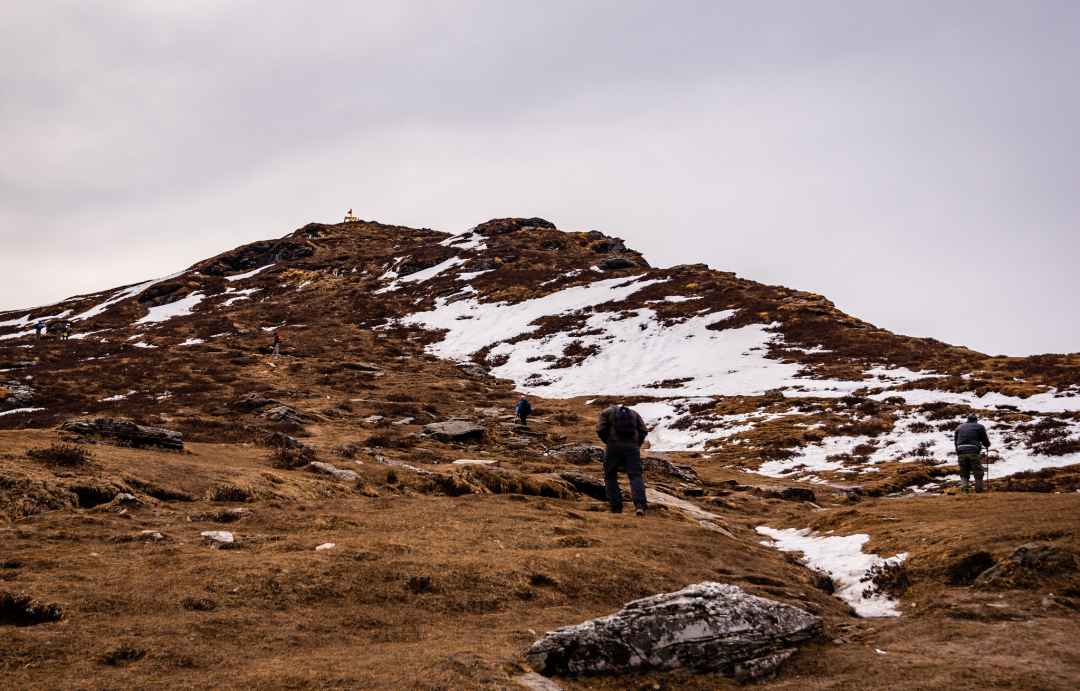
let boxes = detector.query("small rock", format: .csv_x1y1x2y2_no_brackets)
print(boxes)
392,417,415,426
514,672,564,691
315,543,336,552
452,459,498,466
138,530,166,542
262,405,304,424
423,420,486,443
361,415,385,425
201,530,235,545
307,462,360,482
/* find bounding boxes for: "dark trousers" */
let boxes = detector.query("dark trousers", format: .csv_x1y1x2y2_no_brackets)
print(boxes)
517,414,528,427
603,444,647,512
958,452,984,492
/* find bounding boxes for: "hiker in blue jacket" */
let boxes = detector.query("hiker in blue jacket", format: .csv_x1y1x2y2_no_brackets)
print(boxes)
597,404,649,516
954,414,992,493
515,395,533,427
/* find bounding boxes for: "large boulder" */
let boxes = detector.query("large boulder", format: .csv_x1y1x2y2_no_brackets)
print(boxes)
525,582,821,681
60,418,184,451
423,420,486,443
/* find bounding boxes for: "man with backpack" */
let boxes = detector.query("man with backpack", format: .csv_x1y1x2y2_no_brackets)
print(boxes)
515,395,533,428
954,414,992,493
596,404,649,515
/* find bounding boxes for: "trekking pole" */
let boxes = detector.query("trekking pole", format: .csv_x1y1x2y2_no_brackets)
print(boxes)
984,450,991,492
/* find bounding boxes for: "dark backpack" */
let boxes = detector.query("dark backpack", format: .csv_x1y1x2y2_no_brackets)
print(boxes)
612,406,638,443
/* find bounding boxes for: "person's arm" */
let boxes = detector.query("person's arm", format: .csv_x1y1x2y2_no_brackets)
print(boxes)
979,426,991,449
596,409,611,444
636,412,649,446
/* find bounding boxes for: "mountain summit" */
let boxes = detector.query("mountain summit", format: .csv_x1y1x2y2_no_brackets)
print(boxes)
2,217,1079,689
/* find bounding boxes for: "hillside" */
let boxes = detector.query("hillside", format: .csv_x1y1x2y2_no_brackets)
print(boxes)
1,217,1079,689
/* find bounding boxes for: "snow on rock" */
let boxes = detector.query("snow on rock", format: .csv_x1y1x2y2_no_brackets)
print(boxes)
869,388,1080,414
404,275,663,361
221,288,261,306
136,292,206,325
438,231,487,252
375,256,468,294
71,270,187,322
756,527,908,618
0,407,44,417
201,531,235,544
178,338,205,347
225,265,273,282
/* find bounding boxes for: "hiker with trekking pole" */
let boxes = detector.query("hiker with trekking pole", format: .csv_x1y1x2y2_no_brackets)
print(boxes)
954,414,992,493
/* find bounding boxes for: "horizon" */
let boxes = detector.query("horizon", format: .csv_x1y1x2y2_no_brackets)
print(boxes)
2,2,1078,356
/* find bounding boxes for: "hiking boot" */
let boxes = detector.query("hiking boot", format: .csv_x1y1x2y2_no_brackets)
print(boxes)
635,508,645,517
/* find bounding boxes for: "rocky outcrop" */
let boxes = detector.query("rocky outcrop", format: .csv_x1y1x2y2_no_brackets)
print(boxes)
60,418,184,451
549,444,604,465
642,456,699,484
230,393,280,412
423,420,486,443
975,542,1077,589
474,217,557,236
0,381,35,412
525,582,821,681
194,238,313,276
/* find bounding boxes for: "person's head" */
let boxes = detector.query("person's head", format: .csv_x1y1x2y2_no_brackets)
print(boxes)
966,414,978,423
519,394,527,400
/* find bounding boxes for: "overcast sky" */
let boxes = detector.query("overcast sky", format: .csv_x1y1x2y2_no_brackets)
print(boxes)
2,1,1077,355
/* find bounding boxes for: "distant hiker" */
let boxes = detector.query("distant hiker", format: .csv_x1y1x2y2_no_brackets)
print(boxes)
272,331,282,357
596,404,649,516
62,323,72,341
954,414,992,493
33,321,44,339
515,395,533,427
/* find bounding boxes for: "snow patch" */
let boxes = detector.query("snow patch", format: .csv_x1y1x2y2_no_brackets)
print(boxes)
225,265,273,282
756,527,908,618
0,407,44,417
136,292,206,325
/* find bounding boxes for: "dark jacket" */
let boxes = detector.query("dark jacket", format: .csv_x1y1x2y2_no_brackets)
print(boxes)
515,399,532,417
954,422,991,454
597,405,648,447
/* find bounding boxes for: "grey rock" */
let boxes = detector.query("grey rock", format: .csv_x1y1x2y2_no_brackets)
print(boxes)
342,361,381,372
525,582,821,680
59,417,184,451
230,392,279,412
0,380,35,411
642,456,699,483
423,420,486,443
262,405,304,424
549,444,605,465
457,363,490,378
307,462,360,482
361,415,385,425
596,256,638,271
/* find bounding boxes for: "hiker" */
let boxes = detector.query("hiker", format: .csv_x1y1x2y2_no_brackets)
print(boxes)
954,414,992,493
272,330,282,357
596,404,649,515
34,321,44,339
515,395,533,427
62,323,72,341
